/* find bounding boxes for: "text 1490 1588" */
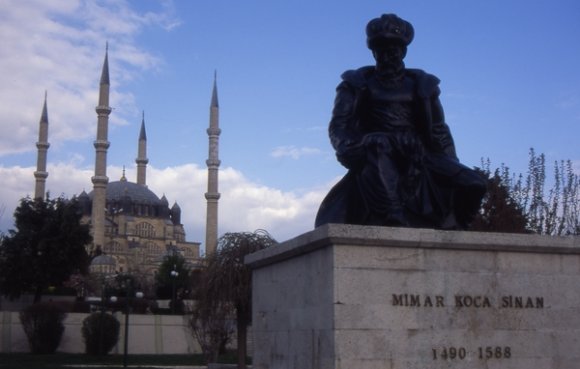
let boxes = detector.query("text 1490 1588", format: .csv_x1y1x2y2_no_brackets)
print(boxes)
432,346,511,360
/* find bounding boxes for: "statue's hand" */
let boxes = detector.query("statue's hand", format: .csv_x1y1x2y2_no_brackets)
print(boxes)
336,141,365,169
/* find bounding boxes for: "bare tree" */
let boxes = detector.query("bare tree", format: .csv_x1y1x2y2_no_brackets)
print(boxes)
189,299,235,363
191,230,276,368
474,149,580,235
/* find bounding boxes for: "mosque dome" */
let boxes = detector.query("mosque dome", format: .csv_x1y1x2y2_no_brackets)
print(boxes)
91,254,116,266
90,254,117,275
88,179,161,205
105,180,161,204
85,177,167,218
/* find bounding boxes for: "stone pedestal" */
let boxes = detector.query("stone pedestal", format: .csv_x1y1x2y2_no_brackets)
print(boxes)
246,224,580,369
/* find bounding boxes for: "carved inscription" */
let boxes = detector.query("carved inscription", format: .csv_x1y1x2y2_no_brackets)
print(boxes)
391,293,543,361
392,294,544,309
391,294,444,307
432,346,511,360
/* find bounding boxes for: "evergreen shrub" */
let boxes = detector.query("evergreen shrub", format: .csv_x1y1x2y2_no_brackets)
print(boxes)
19,302,67,354
81,312,120,355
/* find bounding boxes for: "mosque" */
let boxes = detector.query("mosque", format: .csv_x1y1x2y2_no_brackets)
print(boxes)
32,48,221,277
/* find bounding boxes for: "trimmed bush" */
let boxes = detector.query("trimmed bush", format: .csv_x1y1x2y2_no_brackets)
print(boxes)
19,302,67,354
81,312,120,355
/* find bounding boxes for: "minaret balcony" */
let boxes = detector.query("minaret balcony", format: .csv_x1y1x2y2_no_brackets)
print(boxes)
34,171,48,179
206,127,221,136
95,105,112,115
93,140,111,149
206,159,221,167
205,192,221,200
91,175,109,185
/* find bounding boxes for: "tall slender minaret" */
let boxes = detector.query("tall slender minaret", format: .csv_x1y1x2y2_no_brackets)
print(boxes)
91,45,112,250
205,72,221,256
136,111,148,186
34,92,50,200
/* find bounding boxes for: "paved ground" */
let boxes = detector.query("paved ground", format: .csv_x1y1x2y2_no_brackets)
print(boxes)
68,366,208,368
71,366,208,368
70,365,245,369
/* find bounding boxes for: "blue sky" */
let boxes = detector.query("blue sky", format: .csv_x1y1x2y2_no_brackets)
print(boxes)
0,0,579,249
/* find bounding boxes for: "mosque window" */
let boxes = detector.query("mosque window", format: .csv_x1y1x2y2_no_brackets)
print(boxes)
182,248,193,257
106,241,123,253
105,223,119,236
136,222,155,238
146,242,161,255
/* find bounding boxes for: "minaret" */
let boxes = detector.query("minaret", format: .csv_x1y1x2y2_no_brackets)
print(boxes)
91,45,112,250
34,92,50,200
205,72,221,256
136,111,148,186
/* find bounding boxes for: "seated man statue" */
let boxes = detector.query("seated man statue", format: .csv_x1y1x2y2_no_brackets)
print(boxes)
315,14,486,229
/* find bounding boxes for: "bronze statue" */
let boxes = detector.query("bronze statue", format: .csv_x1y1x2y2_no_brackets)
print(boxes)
315,14,486,229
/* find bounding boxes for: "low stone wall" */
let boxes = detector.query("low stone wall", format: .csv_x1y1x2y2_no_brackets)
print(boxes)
0,311,200,354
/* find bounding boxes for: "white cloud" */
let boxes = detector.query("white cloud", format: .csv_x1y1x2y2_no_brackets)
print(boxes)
0,0,174,156
0,162,333,250
147,165,330,243
0,1,333,251
0,162,93,231
270,145,322,160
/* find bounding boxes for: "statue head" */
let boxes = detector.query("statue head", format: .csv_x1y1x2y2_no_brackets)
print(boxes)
366,14,414,50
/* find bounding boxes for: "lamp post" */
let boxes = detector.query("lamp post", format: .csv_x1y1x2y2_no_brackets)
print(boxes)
170,265,179,314
97,272,117,355
99,281,107,356
115,275,143,368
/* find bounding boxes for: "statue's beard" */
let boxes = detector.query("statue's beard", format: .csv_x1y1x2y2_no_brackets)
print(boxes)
376,60,405,81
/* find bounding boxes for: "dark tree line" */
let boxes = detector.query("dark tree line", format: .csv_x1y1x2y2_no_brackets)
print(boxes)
471,149,579,235
155,253,192,313
0,196,92,302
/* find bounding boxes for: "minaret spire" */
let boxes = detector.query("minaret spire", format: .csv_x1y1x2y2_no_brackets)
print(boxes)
91,45,112,250
136,110,148,186
205,71,221,256
211,70,219,108
34,91,50,200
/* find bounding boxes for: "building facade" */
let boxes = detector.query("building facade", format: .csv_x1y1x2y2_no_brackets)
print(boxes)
34,47,203,278
79,173,200,276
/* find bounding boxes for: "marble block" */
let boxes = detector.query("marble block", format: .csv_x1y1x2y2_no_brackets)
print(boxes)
246,224,580,369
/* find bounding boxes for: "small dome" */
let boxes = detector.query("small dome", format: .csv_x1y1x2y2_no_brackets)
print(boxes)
91,254,116,266
90,254,117,275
